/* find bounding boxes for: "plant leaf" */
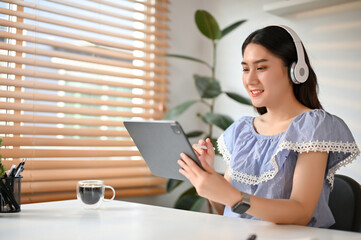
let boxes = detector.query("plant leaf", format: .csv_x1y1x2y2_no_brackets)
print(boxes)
224,91,252,105
202,113,234,130
166,179,183,193
0,163,6,177
194,75,221,98
186,131,204,138
166,54,211,69
0,138,4,177
221,20,247,39
163,100,198,120
195,10,221,40
189,197,207,211
175,194,206,211
178,186,197,199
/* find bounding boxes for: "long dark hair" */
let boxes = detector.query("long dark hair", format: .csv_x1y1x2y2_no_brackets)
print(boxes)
241,26,323,115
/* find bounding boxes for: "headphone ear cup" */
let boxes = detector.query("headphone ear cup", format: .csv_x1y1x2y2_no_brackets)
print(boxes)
294,62,309,84
289,62,297,84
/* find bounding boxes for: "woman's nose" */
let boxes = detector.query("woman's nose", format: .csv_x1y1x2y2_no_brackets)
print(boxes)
244,69,258,85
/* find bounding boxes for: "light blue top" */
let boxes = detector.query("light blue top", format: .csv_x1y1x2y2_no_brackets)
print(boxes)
217,109,360,228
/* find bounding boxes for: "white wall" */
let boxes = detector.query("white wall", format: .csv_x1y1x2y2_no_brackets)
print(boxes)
120,0,361,207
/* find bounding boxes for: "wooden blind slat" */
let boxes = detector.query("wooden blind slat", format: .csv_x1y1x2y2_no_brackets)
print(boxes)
1,54,168,83
0,90,163,110
3,0,169,39
0,7,169,48
0,114,128,127
1,31,169,65
21,167,152,181
89,0,170,21
0,66,169,88
1,125,130,137
0,78,168,103
0,102,164,119
2,159,147,170
46,0,169,29
1,149,140,158
126,0,170,13
1,137,135,147
0,19,166,55
21,177,166,193
0,42,169,75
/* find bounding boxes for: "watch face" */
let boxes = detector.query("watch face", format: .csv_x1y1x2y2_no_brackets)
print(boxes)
232,202,250,214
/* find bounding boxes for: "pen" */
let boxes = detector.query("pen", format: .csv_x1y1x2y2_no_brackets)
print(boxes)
247,234,257,240
14,160,26,177
194,144,216,150
14,165,24,177
8,164,16,177
10,160,25,177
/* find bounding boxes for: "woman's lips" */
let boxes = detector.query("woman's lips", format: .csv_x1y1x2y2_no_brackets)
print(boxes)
250,90,264,97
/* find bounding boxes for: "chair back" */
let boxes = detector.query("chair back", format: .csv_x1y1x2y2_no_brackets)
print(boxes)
329,174,361,232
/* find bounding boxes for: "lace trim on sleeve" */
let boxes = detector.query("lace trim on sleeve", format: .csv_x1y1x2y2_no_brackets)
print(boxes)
228,158,279,185
278,140,360,189
279,140,359,154
217,134,231,164
228,140,360,188
327,149,360,189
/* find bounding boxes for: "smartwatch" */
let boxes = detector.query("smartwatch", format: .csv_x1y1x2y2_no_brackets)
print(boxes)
231,192,250,214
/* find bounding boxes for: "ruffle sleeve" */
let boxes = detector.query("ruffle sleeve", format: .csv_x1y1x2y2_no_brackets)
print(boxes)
217,117,251,164
216,110,359,188
278,109,360,188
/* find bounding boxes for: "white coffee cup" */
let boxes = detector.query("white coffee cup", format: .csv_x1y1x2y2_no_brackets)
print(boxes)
77,180,115,209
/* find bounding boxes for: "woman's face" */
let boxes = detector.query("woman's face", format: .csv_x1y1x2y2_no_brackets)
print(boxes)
242,43,293,109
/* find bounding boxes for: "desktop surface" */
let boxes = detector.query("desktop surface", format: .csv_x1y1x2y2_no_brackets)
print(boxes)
0,200,360,240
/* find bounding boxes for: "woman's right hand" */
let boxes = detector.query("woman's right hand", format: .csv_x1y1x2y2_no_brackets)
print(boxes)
193,138,215,169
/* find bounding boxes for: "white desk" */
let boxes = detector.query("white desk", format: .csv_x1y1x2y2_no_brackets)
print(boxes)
0,200,360,240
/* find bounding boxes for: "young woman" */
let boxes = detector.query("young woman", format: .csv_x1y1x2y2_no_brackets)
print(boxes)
177,25,360,228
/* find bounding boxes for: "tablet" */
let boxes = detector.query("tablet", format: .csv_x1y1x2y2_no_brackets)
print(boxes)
123,120,202,181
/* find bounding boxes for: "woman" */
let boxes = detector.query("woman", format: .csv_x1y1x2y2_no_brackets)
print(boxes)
177,25,360,227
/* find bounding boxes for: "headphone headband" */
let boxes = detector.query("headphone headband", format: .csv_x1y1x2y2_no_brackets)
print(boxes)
272,25,309,84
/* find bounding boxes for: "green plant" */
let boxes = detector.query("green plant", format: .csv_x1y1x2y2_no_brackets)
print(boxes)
0,138,6,177
165,10,251,212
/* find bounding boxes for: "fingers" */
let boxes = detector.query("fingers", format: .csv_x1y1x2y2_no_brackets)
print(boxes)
180,153,198,168
180,152,214,175
205,138,215,154
178,153,204,177
192,144,204,156
193,138,211,155
198,155,215,173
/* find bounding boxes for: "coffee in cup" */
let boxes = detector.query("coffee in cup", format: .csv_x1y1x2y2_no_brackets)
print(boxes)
77,180,115,209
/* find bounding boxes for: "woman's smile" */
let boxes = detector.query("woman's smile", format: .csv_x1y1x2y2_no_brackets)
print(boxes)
250,89,264,97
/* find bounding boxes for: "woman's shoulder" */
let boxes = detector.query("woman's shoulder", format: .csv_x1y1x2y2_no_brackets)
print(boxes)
223,115,253,135
284,108,355,145
290,109,348,132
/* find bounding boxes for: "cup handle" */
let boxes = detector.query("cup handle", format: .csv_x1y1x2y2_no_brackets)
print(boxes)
104,185,115,201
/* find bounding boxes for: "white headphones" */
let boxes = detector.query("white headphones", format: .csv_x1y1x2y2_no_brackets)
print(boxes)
276,25,309,84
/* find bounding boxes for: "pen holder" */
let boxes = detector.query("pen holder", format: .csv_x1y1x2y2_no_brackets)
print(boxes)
0,176,22,213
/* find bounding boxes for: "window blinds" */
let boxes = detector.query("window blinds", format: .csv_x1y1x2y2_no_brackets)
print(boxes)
0,0,169,203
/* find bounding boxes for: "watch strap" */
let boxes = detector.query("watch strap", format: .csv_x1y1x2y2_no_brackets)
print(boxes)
231,192,251,214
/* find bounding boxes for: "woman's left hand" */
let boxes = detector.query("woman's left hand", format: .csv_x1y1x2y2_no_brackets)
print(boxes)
178,152,236,205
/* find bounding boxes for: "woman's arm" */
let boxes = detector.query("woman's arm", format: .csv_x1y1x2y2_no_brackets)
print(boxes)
191,138,229,215
179,151,328,225
208,166,232,215
246,151,328,225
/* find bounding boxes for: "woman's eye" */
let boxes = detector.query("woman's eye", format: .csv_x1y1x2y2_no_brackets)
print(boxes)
257,67,266,70
242,68,249,72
